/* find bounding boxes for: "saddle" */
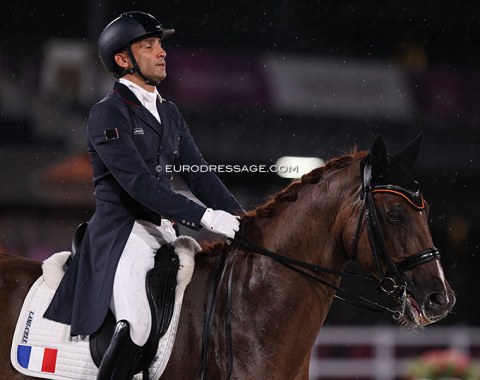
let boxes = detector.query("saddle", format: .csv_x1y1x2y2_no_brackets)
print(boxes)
70,223,180,376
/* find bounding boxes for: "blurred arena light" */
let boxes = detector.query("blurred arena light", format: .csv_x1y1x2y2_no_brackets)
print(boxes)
275,156,325,179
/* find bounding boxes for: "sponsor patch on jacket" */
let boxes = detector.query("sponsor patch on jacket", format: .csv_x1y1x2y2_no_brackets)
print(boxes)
133,127,144,135
104,128,119,140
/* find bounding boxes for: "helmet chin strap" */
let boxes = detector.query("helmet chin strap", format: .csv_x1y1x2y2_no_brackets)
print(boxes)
115,45,161,87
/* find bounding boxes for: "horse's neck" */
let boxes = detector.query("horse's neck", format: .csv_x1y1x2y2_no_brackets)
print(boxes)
235,179,351,356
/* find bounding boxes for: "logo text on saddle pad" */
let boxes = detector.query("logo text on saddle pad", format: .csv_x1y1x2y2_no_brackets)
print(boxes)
21,310,35,343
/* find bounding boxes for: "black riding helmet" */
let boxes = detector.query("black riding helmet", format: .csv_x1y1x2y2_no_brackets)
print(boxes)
98,11,174,85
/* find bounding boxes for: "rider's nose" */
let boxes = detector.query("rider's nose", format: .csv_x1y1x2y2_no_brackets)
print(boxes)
157,47,166,57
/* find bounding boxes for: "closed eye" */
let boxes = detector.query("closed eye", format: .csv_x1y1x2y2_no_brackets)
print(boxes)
387,210,403,223
384,204,407,225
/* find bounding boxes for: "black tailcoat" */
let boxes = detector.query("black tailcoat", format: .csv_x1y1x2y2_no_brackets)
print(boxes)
44,82,242,335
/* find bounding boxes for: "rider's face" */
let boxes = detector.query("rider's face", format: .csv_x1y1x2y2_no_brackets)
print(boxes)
130,37,167,83
115,36,167,91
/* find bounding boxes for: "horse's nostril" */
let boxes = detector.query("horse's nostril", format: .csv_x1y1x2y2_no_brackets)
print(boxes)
427,292,448,308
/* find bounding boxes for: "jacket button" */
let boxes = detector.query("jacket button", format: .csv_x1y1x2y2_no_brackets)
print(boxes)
155,165,162,172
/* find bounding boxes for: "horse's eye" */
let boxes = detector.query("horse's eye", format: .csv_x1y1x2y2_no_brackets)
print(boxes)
387,210,403,223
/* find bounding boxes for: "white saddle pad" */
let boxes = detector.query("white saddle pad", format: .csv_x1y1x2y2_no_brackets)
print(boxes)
10,236,200,380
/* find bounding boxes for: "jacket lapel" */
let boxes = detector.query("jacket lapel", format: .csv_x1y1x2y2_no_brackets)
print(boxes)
156,100,172,151
113,82,163,138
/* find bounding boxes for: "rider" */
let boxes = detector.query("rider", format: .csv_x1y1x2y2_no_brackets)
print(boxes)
44,11,243,379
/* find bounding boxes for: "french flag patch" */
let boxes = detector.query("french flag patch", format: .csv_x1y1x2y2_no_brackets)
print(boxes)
17,345,58,373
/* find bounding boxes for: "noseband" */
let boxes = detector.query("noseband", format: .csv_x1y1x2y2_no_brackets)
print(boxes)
351,160,441,301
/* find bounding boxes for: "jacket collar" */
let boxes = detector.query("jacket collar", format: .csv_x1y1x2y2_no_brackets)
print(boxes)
113,81,142,107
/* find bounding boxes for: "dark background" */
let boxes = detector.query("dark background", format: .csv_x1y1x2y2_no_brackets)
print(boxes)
1,0,479,327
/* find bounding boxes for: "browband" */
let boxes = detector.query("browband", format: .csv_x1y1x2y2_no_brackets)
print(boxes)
372,184,425,210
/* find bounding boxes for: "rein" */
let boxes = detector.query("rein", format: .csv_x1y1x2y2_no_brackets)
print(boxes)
198,157,441,379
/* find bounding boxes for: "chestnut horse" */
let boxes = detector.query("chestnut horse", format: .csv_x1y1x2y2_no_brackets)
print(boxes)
0,136,454,379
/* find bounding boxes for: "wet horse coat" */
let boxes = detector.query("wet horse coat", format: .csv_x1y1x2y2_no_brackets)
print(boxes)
0,136,455,379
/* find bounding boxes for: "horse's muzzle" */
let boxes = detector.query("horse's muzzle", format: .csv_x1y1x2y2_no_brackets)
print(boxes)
403,287,455,327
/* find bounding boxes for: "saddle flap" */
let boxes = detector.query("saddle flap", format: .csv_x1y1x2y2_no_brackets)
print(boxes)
140,244,180,369
90,244,180,373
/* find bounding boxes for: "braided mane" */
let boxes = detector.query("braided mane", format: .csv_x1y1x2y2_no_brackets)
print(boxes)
245,149,366,221
200,149,366,254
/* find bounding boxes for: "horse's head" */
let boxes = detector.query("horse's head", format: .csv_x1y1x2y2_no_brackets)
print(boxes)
347,135,455,327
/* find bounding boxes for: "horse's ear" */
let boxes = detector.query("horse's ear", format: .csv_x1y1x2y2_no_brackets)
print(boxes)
370,135,389,175
393,133,424,170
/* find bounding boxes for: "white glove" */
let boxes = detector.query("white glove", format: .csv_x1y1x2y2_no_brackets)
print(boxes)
200,208,240,239
159,219,177,244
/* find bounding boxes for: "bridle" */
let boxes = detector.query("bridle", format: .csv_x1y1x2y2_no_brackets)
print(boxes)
349,158,441,313
198,156,441,379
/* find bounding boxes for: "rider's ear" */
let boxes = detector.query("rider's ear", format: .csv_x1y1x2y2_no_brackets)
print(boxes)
370,135,389,177
114,51,130,69
394,133,424,171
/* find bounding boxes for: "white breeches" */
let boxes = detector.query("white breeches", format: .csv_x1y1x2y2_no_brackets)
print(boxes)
110,219,177,346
